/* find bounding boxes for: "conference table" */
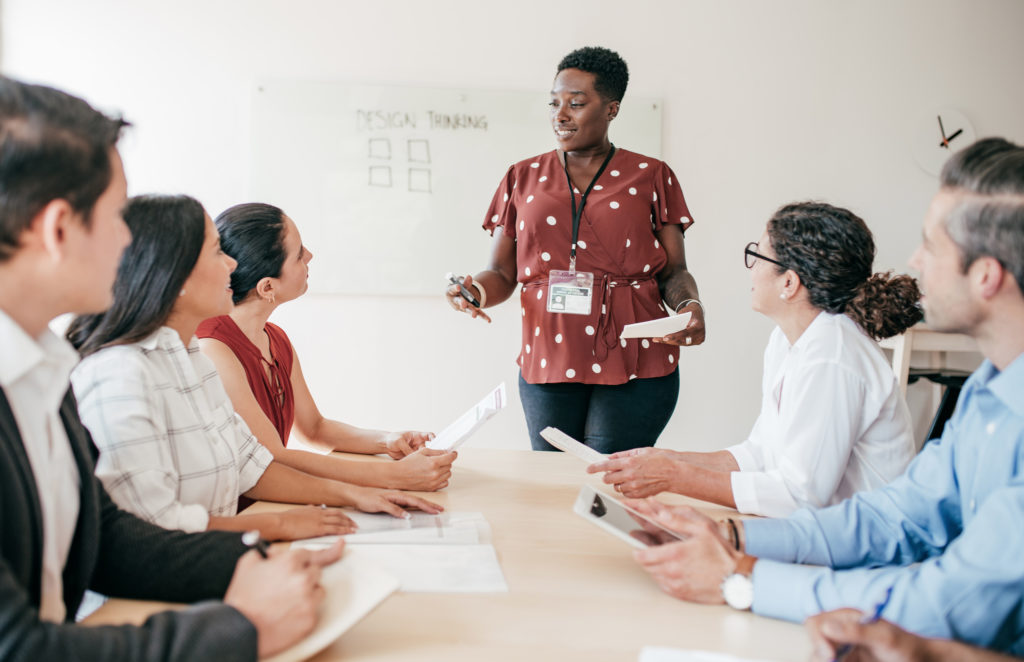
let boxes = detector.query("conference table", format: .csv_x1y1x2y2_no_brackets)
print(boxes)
84,448,812,661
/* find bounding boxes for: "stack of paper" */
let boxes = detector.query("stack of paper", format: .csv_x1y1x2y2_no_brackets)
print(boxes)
293,511,508,594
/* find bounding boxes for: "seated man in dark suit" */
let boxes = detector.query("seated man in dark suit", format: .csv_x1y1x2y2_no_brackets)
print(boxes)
0,75,343,661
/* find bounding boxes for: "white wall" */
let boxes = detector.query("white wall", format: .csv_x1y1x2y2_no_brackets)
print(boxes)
4,0,1023,450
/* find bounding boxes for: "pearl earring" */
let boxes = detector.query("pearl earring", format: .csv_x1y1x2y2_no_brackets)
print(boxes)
779,293,786,300
180,289,186,297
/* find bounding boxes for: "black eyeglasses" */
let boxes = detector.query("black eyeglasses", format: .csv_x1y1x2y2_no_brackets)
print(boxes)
744,241,788,270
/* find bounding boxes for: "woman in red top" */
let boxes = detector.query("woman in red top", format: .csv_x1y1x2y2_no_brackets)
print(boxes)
199,203,457,491
447,47,706,453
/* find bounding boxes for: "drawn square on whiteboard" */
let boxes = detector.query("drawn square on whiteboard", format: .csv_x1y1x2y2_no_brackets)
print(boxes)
369,166,392,188
408,168,431,193
368,138,391,159
407,139,430,163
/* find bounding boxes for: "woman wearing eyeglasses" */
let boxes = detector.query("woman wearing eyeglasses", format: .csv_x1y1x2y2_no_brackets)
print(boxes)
589,201,921,517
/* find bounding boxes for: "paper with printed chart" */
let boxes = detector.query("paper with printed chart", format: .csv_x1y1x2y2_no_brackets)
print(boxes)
426,382,507,451
620,311,692,339
263,548,399,662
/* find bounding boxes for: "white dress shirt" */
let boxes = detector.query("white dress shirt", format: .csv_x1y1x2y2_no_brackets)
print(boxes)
71,326,273,532
0,310,80,623
725,312,916,517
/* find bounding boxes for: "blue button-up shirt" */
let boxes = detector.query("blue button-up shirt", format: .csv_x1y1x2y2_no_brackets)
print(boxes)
744,353,1024,654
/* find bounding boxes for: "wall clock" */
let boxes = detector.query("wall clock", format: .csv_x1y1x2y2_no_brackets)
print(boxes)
912,108,976,177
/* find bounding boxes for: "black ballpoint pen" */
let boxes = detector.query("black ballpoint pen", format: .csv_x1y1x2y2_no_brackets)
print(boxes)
241,530,270,559
446,272,481,308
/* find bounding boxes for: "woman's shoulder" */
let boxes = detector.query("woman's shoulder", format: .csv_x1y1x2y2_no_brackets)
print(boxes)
613,147,669,168
196,315,238,341
510,150,559,171
72,341,153,394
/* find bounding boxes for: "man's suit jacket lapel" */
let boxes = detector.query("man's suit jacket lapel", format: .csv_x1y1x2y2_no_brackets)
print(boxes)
0,387,45,606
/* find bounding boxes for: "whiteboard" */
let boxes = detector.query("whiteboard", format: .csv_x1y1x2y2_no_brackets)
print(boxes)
249,79,662,295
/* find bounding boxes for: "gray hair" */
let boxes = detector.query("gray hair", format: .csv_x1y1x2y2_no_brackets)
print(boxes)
940,137,1024,290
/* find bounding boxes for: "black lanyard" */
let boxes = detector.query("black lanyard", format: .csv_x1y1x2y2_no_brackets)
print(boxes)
562,144,615,271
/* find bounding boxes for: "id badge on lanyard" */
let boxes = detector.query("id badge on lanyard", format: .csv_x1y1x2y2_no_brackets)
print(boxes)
547,269,594,315
545,145,615,316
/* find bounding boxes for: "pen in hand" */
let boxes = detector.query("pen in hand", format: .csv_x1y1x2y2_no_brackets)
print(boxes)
832,586,894,662
241,530,270,559
446,272,481,308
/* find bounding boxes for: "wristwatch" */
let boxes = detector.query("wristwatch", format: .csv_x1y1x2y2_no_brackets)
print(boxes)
721,554,757,610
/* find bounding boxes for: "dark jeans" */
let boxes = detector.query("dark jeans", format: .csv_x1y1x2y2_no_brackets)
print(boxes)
518,369,680,454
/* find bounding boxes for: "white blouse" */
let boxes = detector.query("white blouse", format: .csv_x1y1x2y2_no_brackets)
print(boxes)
72,326,273,532
725,313,916,517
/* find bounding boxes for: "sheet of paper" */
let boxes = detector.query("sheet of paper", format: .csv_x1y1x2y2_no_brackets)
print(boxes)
540,426,606,464
639,647,775,662
264,549,399,662
294,512,491,546
350,543,509,593
427,382,507,451
620,311,692,339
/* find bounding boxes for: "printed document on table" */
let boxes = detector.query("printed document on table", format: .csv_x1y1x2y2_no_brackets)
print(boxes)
264,548,399,662
620,312,691,339
296,511,492,546
291,512,507,593
638,647,775,662
352,543,508,593
427,382,507,451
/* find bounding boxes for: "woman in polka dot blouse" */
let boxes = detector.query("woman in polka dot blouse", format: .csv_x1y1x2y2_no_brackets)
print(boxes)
446,46,705,453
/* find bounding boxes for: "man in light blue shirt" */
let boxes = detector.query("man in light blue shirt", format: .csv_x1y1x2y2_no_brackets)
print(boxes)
629,137,1024,655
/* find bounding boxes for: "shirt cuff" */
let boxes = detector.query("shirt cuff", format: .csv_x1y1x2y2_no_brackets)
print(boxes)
743,517,802,561
172,504,212,533
751,558,824,623
726,443,758,471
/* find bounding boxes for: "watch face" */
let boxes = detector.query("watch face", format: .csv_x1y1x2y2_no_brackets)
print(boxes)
722,573,754,610
912,108,976,177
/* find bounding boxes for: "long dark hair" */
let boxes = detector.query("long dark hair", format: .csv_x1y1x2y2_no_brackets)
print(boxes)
767,201,922,340
67,194,207,356
214,202,287,304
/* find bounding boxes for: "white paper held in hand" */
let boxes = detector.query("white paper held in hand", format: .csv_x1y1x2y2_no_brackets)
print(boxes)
539,426,606,464
262,548,399,662
427,382,507,451
619,311,692,339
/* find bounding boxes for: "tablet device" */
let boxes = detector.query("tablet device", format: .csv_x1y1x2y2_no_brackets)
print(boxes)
539,426,605,464
572,485,684,549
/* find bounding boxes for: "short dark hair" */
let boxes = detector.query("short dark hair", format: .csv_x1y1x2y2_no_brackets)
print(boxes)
940,137,1024,291
767,201,923,340
67,195,207,356
214,203,287,304
557,47,629,102
0,76,129,262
